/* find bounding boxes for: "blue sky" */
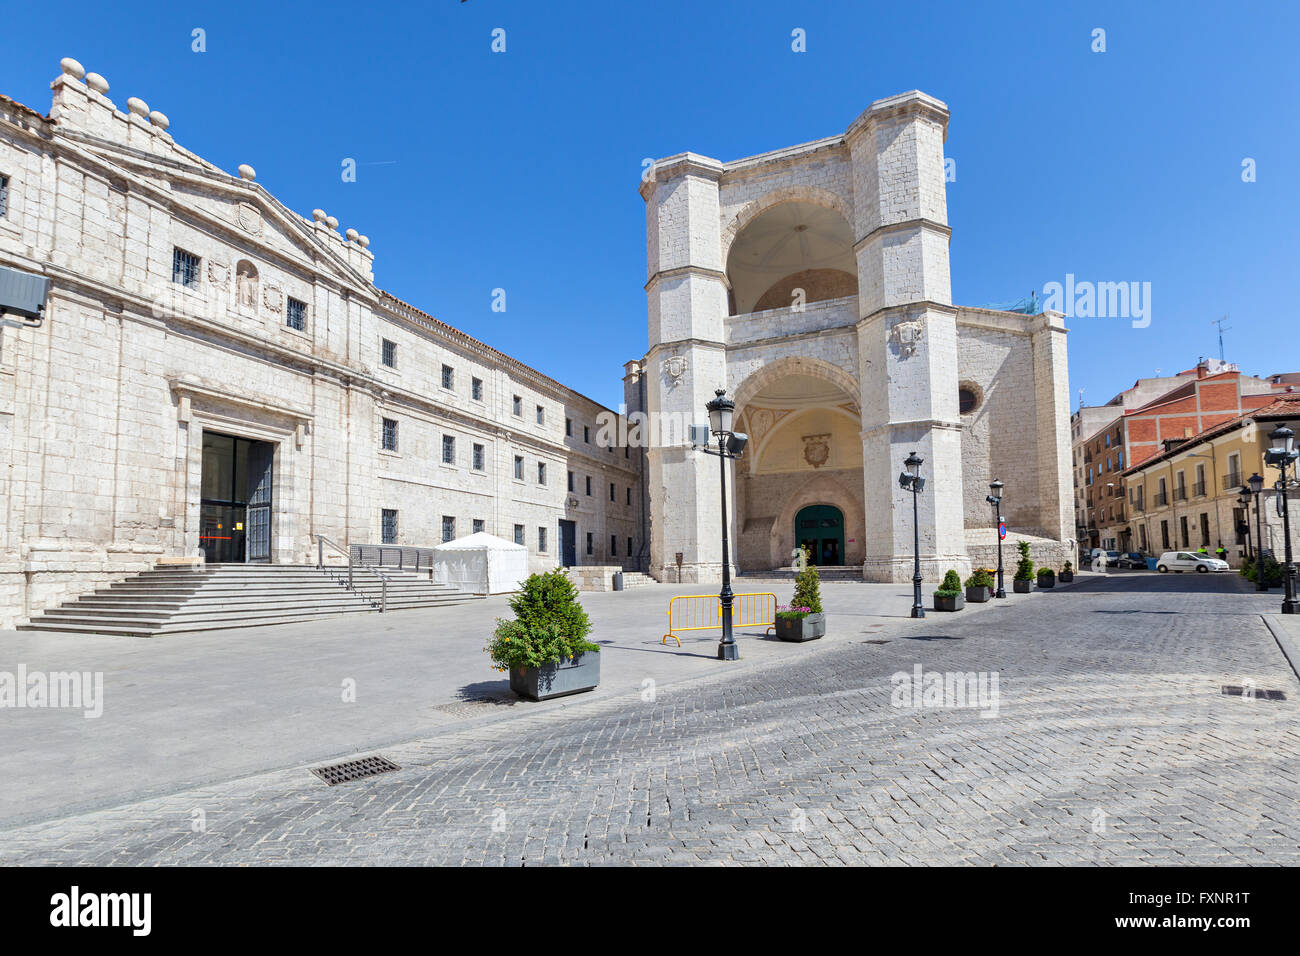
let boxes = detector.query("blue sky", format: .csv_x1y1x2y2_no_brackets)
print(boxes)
3,0,1296,409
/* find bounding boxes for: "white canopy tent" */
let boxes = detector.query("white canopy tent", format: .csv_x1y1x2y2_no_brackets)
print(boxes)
431,532,529,595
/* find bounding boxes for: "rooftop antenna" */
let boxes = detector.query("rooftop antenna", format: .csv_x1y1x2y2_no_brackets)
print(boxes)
1212,315,1230,362
1077,387,1084,410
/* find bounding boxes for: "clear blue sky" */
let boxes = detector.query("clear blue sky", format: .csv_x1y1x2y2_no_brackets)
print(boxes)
3,0,1296,409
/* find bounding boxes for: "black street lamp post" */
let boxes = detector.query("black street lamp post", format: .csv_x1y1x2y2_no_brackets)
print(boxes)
702,389,749,659
1238,487,1253,561
986,479,1006,598
1264,425,1298,614
899,451,926,618
1249,472,1267,591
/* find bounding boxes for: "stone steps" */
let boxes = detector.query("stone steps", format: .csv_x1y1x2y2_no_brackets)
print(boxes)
18,562,484,637
738,565,864,582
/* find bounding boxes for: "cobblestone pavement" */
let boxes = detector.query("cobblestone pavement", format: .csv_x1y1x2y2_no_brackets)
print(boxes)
3,572,1298,865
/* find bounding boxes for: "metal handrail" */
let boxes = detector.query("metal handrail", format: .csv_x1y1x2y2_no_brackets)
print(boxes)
315,534,394,612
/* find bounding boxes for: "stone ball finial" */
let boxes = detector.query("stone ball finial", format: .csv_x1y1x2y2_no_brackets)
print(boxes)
126,97,149,118
237,164,256,181
357,235,370,249
325,215,339,230
85,72,109,94
148,110,169,130
311,209,327,222
345,228,359,242
60,58,85,80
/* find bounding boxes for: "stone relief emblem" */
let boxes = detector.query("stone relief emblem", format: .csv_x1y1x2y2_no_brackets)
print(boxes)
235,260,259,311
263,284,283,313
237,201,263,234
207,260,230,285
802,433,831,469
889,316,924,358
662,355,688,387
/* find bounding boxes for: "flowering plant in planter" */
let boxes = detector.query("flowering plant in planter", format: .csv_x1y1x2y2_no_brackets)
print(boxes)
775,550,825,641
964,567,995,602
486,569,600,699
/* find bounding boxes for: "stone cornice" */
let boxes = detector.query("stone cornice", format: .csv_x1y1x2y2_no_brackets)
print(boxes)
853,217,951,253
644,264,729,292
860,417,964,440
639,152,725,200
845,90,951,144
856,300,958,329
646,338,727,360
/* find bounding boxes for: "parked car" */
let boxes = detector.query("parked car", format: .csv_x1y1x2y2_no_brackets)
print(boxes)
1114,552,1147,570
1089,549,1122,566
1156,551,1230,573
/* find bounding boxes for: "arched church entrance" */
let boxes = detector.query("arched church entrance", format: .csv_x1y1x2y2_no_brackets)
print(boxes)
795,504,845,566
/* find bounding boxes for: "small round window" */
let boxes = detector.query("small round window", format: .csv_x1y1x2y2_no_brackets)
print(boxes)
959,387,979,414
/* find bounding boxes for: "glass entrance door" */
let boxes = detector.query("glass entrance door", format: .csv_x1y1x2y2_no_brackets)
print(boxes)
200,432,273,563
794,504,845,566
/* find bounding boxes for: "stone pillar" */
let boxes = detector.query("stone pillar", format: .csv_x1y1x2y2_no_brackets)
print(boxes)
640,153,731,583
1032,310,1072,543
848,91,969,582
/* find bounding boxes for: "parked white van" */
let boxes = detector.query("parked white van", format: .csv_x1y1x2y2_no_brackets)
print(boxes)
1156,551,1230,573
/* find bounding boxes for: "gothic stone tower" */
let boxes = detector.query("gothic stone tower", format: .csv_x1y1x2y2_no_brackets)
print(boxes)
639,91,1070,584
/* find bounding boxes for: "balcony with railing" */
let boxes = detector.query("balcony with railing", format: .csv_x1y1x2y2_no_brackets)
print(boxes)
1152,491,1169,507
1173,487,1187,502
725,294,857,347
1192,480,1207,498
1222,472,1244,491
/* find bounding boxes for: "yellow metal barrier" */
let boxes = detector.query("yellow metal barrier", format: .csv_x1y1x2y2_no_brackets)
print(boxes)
662,592,777,646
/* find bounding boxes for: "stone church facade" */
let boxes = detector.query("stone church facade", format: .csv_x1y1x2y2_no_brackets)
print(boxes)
631,91,1073,583
0,60,643,627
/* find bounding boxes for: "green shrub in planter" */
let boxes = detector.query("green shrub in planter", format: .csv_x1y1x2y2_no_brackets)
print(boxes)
486,569,600,699
933,569,965,611
776,547,825,641
964,567,995,602
1013,540,1034,593
1060,560,1074,583
1036,567,1055,589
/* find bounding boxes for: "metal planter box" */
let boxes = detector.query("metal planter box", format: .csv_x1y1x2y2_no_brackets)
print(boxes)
933,593,965,612
965,585,992,603
1059,571,1074,583
775,612,825,642
1013,579,1032,593
1037,572,1056,589
510,651,600,701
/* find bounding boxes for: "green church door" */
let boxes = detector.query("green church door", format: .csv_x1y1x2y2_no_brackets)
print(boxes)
794,505,845,566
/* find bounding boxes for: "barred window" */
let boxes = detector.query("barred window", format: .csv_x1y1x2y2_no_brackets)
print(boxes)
513,524,524,546
472,519,484,535
381,418,398,452
537,462,546,485
471,377,483,401
172,247,200,288
538,527,547,553
381,509,398,544
381,339,397,368
441,515,455,543
441,364,454,390
286,296,307,331
536,405,544,425
512,395,522,416
442,434,455,464
473,443,485,471
0,175,8,218
513,455,524,480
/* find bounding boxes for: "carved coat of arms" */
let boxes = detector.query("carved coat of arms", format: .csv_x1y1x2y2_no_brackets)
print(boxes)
662,355,688,387
802,434,831,469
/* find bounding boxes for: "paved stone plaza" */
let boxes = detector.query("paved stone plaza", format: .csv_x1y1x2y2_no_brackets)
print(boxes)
2,571,1297,865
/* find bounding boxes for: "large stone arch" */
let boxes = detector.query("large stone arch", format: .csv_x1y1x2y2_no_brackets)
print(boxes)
720,185,855,268
769,472,866,569
732,354,860,418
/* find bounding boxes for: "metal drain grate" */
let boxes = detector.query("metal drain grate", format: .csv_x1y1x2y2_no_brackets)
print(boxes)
1221,686,1288,701
311,755,401,786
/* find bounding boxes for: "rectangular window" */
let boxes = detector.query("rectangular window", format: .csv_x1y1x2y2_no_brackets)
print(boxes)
565,418,572,437
567,470,574,492
626,487,632,506
381,418,398,452
286,296,307,331
441,364,454,390
381,339,397,368
609,482,615,502
536,405,544,425
585,476,591,496
513,524,524,546
627,536,633,557
471,377,483,401
538,527,547,553
1180,516,1190,548
583,425,590,444
610,535,618,557
537,462,546,485
442,515,455,543
473,519,485,535
513,455,524,480
381,509,398,544
442,434,455,464
172,247,200,288
512,395,522,416
0,174,8,217
586,532,593,555
473,443,485,471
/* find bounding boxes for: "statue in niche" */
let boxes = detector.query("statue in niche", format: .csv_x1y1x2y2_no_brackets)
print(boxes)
236,260,259,311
